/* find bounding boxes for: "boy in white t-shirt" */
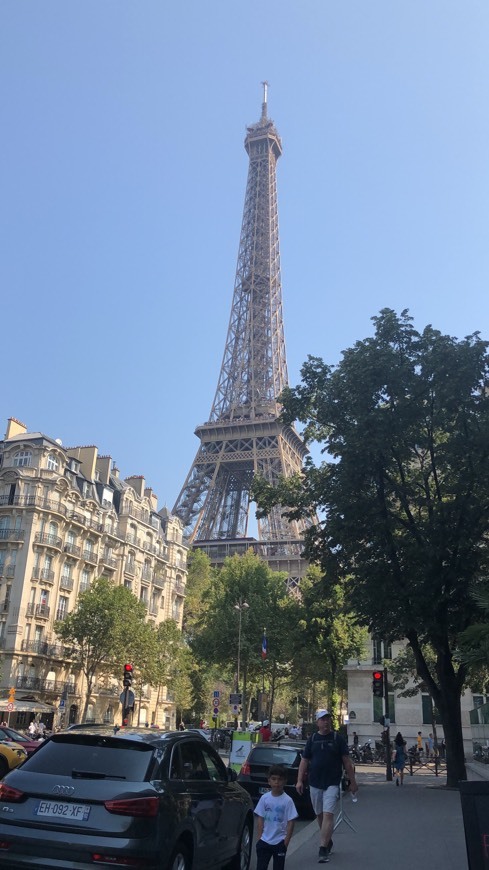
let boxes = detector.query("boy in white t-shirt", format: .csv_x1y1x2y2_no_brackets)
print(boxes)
255,764,298,870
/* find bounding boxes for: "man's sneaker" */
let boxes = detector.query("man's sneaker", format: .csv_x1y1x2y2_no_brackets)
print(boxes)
318,846,330,863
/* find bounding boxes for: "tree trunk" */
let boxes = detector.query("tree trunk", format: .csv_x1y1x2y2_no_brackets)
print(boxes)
436,683,467,786
408,635,467,787
81,673,94,723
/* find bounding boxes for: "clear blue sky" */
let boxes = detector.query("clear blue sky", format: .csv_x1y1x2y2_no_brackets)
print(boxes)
1,1,488,508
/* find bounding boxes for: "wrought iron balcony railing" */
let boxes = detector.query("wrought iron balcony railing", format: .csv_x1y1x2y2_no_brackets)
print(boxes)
34,533,62,549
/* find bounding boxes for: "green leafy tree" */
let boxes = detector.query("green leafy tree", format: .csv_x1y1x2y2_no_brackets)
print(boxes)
191,551,301,726
254,309,489,785
297,567,367,720
55,577,148,721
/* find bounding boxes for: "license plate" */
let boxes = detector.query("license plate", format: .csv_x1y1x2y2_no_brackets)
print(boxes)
35,801,91,821
258,787,269,795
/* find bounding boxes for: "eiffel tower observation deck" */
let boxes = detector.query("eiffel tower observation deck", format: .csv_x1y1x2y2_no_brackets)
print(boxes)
173,85,309,587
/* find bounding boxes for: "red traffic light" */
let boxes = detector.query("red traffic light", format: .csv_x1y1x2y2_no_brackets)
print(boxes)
124,663,133,673
372,670,384,697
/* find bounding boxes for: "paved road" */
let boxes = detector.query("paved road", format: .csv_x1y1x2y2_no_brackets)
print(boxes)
247,761,489,870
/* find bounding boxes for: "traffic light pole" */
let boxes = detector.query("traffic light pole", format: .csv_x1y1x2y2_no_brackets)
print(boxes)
384,666,393,782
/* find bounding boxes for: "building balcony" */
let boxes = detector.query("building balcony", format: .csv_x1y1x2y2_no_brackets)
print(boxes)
59,576,74,591
64,543,81,557
97,684,121,697
31,567,55,583
152,574,166,589
148,606,158,617
101,554,118,569
124,562,136,576
125,534,141,548
56,608,69,621
143,542,159,555
35,532,62,550
0,495,66,516
141,569,152,582
34,603,50,619
119,505,150,524
105,526,123,541
0,528,25,542
1,601,10,614
1,565,16,579
174,582,186,596
155,549,169,562
15,675,74,694
82,550,98,565
20,639,73,658
66,512,87,527
89,520,104,534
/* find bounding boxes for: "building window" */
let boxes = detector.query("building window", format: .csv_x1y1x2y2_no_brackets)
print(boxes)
47,454,59,472
79,569,90,593
373,638,392,664
373,694,396,724
422,694,440,725
13,450,32,468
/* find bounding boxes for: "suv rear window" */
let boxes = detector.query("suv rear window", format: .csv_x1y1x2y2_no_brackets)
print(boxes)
20,735,154,780
250,747,301,765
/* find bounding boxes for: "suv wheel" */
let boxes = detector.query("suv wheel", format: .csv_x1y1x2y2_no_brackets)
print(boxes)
166,842,190,870
229,819,252,870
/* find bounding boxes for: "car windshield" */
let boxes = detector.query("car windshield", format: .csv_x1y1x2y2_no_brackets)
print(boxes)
250,747,300,764
0,728,28,742
20,734,155,780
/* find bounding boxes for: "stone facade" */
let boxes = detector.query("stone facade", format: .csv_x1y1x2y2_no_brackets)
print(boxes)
0,417,187,730
345,637,485,756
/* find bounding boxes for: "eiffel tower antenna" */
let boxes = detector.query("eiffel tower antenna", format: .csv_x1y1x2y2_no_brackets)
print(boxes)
173,85,309,587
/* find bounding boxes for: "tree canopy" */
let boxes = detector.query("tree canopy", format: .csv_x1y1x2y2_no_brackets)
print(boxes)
253,308,489,785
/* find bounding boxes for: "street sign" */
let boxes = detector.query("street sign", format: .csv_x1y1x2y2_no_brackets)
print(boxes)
229,693,242,705
119,690,135,706
212,697,220,707
232,704,239,713
58,699,65,709
213,690,220,698
213,706,219,715
6,703,13,712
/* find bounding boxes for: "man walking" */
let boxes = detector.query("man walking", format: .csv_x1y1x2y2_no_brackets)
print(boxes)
295,710,358,863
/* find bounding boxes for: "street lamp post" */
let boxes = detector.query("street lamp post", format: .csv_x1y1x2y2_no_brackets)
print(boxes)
234,598,249,727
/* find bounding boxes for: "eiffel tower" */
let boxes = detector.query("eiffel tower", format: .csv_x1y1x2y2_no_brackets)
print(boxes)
173,84,309,587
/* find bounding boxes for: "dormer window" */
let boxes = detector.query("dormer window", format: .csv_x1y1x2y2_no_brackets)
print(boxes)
13,450,32,468
47,453,59,472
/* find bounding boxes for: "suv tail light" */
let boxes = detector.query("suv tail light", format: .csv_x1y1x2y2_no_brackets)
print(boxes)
0,784,24,802
104,796,159,817
240,761,250,776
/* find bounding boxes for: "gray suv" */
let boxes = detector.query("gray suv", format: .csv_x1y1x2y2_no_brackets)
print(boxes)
0,727,253,870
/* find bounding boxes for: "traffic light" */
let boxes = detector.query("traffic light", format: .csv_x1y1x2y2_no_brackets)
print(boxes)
372,670,384,697
123,663,133,688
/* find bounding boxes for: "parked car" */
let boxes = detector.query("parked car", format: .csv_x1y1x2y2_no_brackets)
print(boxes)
237,740,314,818
0,726,41,756
0,726,253,870
0,740,27,778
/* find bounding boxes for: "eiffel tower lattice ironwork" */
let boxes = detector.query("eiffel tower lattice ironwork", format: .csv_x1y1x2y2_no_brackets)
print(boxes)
173,85,309,582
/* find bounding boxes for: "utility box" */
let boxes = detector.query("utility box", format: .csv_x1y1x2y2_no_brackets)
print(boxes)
459,780,489,869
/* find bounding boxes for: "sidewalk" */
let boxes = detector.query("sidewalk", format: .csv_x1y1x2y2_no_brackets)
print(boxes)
279,764,478,870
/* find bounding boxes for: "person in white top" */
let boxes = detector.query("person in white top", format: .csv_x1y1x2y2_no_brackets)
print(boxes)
254,764,298,870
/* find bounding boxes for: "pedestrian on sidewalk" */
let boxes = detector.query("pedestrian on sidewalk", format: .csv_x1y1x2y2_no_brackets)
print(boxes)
392,732,407,786
255,764,298,870
295,709,358,864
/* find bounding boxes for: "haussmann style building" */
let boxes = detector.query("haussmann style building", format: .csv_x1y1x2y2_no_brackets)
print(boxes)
0,417,187,730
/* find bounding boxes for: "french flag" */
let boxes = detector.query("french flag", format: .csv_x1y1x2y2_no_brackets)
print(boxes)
261,631,267,659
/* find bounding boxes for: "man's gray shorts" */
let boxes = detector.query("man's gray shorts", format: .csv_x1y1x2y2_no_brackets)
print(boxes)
309,784,340,815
